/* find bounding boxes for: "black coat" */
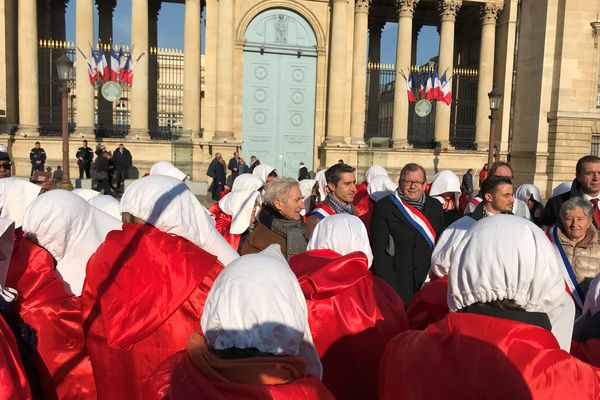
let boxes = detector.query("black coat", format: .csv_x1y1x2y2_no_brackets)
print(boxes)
76,146,94,165
371,195,445,305
207,158,226,183
112,148,132,168
542,179,580,228
298,166,309,181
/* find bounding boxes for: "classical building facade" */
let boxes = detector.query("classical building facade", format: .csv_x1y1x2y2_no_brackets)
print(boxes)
0,0,598,196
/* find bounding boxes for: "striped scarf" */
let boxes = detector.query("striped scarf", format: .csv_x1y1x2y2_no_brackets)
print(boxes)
397,189,426,211
327,193,353,214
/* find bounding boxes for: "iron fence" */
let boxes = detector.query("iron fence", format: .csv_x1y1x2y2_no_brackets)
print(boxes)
38,40,76,136
364,63,479,149
38,42,185,140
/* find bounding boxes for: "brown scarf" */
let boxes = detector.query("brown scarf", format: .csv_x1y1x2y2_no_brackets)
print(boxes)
186,333,306,386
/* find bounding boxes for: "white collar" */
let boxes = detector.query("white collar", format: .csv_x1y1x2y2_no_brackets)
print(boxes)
582,192,600,202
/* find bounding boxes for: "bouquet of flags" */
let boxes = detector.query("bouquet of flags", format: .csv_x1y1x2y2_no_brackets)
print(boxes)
77,42,144,88
403,68,453,105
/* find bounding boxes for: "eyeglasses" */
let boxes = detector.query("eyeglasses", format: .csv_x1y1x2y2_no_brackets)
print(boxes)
0,162,12,170
402,180,425,187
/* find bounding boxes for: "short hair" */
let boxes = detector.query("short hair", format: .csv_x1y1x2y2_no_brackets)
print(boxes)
35,141,40,145
399,163,427,184
576,155,600,176
263,177,299,206
559,197,593,223
325,163,355,185
488,161,512,177
299,162,304,166
467,168,473,173
83,139,88,143
481,176,512,196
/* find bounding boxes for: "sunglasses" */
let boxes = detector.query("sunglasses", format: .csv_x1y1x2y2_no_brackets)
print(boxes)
0,162,11,170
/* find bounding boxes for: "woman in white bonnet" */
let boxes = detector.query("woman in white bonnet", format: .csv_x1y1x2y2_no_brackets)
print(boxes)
380,216,599,399
143,245,335,399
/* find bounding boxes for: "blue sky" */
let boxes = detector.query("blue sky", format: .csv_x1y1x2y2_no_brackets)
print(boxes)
65,1,439,64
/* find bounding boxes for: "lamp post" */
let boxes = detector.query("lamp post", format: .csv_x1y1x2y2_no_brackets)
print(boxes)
56,54,74,190
487,89,502,168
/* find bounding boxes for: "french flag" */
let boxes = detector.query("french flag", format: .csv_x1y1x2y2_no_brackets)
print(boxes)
418,76,425,99
120,53,130,83
433,69,442,101
86,52,97,85
110,47,120,82
406,72,416,103
440,73,452,105
98,47,109,79
126,58,136,87
425,71,435,100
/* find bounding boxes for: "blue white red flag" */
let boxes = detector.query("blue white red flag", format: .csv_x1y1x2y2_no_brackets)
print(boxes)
98,47,109,78
433,69,442,101
440,73,452,105
407,72,416,103
120,53,131,84
86,50,97,85
110,47,120,82
425,70,435,100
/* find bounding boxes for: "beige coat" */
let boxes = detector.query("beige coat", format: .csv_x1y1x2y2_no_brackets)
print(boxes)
558,225,600,294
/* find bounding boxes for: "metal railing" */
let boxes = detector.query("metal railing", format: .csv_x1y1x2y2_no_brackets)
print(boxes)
450,67,478,150
150,47,184,140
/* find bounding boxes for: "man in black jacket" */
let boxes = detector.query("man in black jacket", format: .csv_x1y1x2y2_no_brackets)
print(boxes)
29,141,46,176
298,162,309,180
112,143,132,190
76,140,94,179
371,163,445,304
543,155,600,228
207,153,226,200
227,152,240,187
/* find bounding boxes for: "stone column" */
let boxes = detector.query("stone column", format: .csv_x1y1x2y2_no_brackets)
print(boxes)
17,0,39,136
366,19,384,137
475,2,503,150
349,0,371,145
391,0,419,149
325,0,350,145
148,0,160,132
434,0,461,149
129,0,149,139
97,0,116,131
183,0,202,137
75,0,95,137
214,0,234,140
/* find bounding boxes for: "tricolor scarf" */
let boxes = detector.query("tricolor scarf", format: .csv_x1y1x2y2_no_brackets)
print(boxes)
327,194,353,215
396,189,426,211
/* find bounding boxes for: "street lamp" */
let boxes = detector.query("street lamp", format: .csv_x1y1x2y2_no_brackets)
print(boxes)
56,54,74,190
487,89,502,167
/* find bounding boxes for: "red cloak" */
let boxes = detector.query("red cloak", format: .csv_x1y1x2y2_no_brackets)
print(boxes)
380,312,600,399
208,202,241,251
289,250,408,400
0,313,32,400
6,235,96,400
352,181,373,233
406,276,449,329
143,334,335,400
81,223,223,400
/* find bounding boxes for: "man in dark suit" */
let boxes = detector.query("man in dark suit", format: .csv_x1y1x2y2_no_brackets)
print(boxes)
543,155,600,228
207,153,226,200
227,151,240,186
371,163,445,304
76,140,94,178
298,162,309,180
112,143,133,190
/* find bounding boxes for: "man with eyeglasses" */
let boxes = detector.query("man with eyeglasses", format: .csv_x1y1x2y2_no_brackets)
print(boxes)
543,155,600,228
371,163,445,304
0,145,11,179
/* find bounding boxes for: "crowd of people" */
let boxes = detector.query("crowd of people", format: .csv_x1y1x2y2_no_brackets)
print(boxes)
0,147,599,398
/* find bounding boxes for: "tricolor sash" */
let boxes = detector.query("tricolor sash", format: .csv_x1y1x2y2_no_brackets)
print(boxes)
311,204,336,220
469,196,482,206
390,193,436,248
547,224,585,308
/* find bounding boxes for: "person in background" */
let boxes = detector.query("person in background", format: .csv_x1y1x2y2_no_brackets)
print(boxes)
52,165,62,183
76,139,94,179
298,162,309,181
478,163,488,186
238,157,249,174
461,168,474,198
543,155,600,228
207,153,226,201
0,145,12,179
515,184,544,225
29,141,46,176
429,170,462,226
248,155,260,173
112,144,132,191
227,151,240,186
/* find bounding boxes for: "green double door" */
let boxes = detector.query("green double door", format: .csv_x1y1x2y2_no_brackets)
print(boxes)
242,9,317,178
